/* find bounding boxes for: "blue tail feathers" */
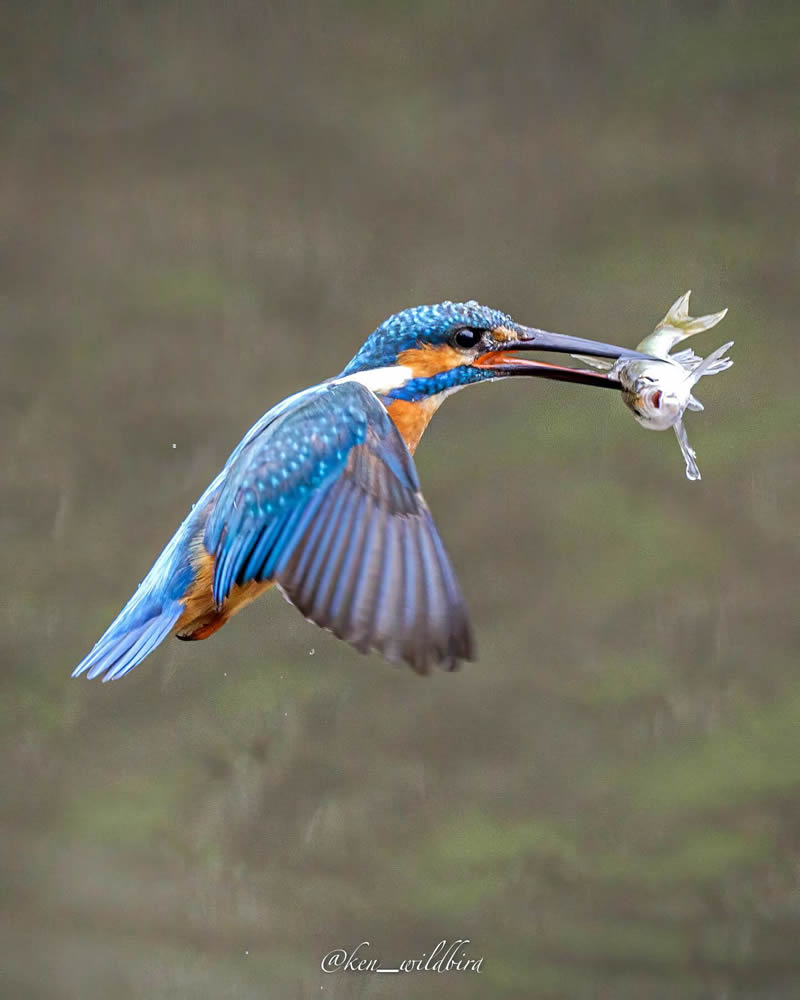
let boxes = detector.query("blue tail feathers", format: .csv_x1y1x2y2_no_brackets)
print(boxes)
73,480,221,682
72,597,184,682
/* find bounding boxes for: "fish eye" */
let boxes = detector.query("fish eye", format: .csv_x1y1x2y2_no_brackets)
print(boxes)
451,327,482,350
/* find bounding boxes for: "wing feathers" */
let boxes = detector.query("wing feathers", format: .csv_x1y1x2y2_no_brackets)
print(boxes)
306,483,359,619
206,381,473,673
283,483,341,593
278,483,473,674
326,488,370,631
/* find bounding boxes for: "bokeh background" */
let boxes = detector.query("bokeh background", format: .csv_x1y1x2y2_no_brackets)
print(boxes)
2,2,799,997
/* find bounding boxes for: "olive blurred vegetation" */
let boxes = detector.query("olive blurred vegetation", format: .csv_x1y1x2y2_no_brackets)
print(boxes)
2,2,799,997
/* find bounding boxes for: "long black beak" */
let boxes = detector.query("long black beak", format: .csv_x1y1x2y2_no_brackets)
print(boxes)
474,325,656,390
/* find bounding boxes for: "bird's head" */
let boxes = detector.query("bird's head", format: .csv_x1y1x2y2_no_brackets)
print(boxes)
340,300,653,402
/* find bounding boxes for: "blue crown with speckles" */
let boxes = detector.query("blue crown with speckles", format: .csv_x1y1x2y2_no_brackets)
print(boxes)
341,301,517,376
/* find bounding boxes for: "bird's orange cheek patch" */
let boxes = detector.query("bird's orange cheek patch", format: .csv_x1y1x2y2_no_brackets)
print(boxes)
397,343,465,376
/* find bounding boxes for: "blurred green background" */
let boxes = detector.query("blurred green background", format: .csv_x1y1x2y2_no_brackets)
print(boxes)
2,2,799,997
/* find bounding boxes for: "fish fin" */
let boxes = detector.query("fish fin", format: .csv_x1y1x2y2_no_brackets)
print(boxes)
670,347,703,369
570,354,614,370
673,419,701,481
687,341,734,384
686,395,704,412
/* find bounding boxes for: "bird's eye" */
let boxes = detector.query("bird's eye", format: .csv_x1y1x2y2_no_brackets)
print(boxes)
452,327,482,350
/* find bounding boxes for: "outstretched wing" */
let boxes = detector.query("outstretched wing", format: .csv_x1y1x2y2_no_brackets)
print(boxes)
205,381,473,673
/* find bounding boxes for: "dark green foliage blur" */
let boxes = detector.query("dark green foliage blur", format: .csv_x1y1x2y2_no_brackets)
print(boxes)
2,2,798,997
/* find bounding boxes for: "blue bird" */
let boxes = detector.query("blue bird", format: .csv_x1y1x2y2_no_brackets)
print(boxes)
73,301,651,680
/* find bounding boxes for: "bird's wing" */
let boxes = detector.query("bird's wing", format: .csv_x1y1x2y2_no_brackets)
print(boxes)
205,381,473,673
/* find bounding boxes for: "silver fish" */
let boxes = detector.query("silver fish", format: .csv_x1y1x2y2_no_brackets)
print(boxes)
575,291,733,480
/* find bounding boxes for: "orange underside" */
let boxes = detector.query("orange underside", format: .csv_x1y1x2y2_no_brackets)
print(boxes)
386,396,447,455
176,545,273,640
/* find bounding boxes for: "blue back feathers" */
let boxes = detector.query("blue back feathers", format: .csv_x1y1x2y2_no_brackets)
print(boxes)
206,385,376,604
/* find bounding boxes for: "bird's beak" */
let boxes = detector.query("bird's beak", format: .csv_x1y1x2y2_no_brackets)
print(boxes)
473,325,656,390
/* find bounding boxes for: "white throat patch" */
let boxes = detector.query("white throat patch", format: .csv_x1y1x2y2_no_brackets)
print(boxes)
335,365,415,395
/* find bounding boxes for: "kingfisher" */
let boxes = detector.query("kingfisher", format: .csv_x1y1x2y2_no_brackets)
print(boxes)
73,301,651,681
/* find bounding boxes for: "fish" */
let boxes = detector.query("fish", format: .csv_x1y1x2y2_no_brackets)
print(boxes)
574,291,733,480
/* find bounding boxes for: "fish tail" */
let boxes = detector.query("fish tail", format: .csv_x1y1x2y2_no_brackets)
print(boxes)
678,308,729,338
642,292,729,355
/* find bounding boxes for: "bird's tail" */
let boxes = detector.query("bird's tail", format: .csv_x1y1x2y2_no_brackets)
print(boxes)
73,486,219,681
72,596,184,682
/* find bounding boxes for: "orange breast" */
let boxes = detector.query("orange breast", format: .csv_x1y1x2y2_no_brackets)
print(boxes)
387,343,469,453
386,396,446,455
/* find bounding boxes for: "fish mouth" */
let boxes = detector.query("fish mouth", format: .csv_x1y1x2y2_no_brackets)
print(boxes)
474,326,656,390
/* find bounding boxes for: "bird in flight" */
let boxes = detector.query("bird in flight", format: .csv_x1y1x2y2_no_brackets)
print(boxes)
73,301,650,680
